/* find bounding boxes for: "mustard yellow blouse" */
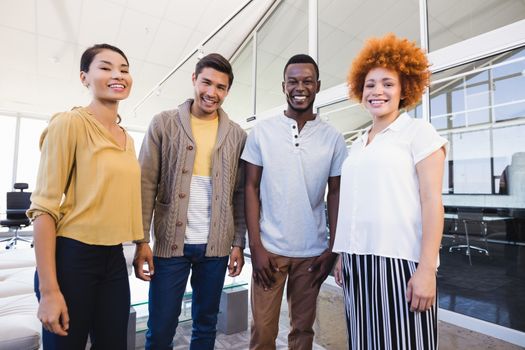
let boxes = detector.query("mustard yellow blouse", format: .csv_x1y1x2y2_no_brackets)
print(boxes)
27,107,143,245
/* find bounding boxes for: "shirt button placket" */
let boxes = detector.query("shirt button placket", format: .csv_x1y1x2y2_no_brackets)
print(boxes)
351,178,358,232
291,124,299,150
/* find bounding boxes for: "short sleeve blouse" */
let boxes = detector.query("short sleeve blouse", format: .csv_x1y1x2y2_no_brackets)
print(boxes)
332,113,448,262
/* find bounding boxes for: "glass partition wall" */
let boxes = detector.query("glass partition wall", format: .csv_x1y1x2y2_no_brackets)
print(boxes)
431,46,525,333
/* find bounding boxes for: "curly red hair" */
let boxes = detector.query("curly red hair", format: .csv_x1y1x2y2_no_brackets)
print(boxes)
348,33,430,109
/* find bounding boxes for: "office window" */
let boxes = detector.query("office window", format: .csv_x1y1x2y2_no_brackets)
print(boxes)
319,0,420,90
255,0,308,113
0,116,17,214
127,131,145,157
449,129,492,194
222,39,254,122
16,118,48,192
431,47,525,194
492,125,525,194
317,99,370,145
492,49,525,122
406,102,423,119
428,0,525,51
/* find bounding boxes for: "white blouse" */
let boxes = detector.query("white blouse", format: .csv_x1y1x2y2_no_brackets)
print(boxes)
333,113,448,263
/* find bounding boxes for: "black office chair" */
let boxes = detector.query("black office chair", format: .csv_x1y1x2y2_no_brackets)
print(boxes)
449,208,489,265
0,183,32,249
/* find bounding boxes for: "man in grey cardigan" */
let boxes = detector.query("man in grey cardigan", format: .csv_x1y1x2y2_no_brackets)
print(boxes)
133,53,247,350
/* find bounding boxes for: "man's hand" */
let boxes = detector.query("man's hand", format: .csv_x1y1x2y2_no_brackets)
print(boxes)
308,249,338,288
250,244,278,289
228,246,245,277
406,265,436,312
333,254,343,287
133,242,154,281
38,290,69,336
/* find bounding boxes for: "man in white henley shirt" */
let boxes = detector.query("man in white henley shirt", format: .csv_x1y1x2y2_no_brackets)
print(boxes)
243,54,347,350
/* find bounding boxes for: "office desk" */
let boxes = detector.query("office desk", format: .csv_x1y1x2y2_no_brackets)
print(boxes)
444,213,513,222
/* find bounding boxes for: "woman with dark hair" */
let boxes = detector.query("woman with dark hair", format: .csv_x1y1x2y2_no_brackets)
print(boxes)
28,43,142,349
333,34,448,349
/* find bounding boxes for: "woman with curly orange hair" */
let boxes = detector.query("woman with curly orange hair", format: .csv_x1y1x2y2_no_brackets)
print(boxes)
333,34,448,349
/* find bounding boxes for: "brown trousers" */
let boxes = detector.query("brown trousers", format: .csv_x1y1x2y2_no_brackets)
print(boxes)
249,253,322,350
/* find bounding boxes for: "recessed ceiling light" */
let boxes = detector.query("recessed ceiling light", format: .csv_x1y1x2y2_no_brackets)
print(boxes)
49,56,60,64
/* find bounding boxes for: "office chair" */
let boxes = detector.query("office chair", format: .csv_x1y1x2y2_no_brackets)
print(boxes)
449,207,489,265
0,183,32,249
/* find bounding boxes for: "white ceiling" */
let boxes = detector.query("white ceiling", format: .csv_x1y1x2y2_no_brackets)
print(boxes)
0,0,273,128
1,0,524,132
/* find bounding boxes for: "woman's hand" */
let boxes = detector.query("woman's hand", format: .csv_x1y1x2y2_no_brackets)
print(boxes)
38,290,69,336
406,265,436,312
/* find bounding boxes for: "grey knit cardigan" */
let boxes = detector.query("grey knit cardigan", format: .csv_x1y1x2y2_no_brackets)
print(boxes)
136,99,247,258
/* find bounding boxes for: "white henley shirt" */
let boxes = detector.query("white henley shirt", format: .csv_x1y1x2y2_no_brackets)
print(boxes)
242,113,348,257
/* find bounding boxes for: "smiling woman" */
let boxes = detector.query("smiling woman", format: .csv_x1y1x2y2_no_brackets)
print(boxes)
333,34,448,350
27,43,143,350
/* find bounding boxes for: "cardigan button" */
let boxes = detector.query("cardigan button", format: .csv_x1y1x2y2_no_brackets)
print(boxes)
182,169,188,174
176,221,183,227
171,244,178,250
179,193,186,198
187,145,193,150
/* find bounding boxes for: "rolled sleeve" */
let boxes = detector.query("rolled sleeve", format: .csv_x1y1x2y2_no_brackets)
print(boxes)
412,121,448,164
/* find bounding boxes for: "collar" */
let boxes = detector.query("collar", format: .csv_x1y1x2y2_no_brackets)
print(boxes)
359,112,410,144
387,112,411,132
279,112,321,127
178,99,231,147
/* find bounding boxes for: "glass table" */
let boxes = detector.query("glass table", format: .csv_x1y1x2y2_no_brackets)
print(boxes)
129,266,251,333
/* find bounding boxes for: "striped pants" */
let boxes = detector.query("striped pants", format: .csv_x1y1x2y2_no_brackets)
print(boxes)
341,253,438,350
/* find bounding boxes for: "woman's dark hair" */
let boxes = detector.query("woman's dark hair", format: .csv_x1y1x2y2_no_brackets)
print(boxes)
194,53,234,90
81,44,128,123
80,43,129,73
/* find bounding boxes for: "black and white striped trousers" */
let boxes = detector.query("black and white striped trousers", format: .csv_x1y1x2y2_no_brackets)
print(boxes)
341,253,438,350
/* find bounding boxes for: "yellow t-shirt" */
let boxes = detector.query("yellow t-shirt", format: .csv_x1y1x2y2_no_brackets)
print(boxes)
190,114,218,176
27,107,143,245
185,114,218,243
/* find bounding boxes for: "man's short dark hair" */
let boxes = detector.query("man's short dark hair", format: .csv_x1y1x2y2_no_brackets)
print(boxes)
195,53,234,90
283,54,320,80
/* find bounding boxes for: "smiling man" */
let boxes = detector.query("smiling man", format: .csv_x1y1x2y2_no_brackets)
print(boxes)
242,54,347,350
133,53,247,350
